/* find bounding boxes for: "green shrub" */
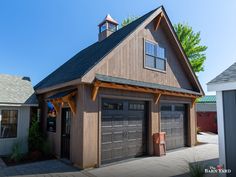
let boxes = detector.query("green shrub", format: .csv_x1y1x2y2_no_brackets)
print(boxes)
28,117,44,151
10,142,23,162
189,162,206,177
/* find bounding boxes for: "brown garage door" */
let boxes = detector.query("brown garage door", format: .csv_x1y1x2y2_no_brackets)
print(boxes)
160,104,187,150
101,99,147,164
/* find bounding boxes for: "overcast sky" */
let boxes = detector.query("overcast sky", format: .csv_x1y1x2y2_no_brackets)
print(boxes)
0,0,235,94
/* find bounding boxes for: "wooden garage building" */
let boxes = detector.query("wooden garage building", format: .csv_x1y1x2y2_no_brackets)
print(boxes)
35,6,204,168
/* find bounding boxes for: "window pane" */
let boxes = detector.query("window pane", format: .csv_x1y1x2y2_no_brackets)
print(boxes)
100,24,107,32
161,105,172,111
145,42,155,56
156,58,166,71
103,102,123,110
156,46,165,59
0,110,18,138
108,23,116,32
145,55,155,68
129,103,145,111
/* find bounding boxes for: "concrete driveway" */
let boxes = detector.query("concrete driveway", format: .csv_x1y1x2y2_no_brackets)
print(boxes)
0,134,219,177
197,132,218,144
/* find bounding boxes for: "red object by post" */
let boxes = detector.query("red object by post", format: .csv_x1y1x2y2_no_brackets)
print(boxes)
153,132,166,156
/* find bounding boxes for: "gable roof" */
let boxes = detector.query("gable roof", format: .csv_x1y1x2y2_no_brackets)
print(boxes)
35,6,203,95
208,62,236,85
0,74,38,105
34,7,159,91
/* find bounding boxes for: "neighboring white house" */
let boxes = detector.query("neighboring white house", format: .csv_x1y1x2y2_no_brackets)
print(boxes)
208,62,236,177
0,74,38,156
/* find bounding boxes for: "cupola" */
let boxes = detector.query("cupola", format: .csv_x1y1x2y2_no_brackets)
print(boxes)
98,14,118,42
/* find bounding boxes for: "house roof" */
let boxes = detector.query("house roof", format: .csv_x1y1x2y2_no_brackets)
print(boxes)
0,74,38,105
47,89,77,100
197,95,216,103
95,74,202,96
35,6,203,96
34,7,160,91
98,14,118,26
208,62,236,85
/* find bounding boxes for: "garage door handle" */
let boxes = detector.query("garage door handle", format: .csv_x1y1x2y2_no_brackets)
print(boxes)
123,131,128,137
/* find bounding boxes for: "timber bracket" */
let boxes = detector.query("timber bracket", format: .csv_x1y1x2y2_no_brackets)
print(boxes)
154,12,164,31
48,90,77,115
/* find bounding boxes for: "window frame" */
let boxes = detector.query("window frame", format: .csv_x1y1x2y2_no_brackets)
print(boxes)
0,108,19,139
144,39,167,73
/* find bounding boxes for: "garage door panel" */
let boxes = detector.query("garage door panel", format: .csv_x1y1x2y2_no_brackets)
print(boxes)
112,132,123,142
102,133,112,143
102,150,112,162
101,99,147,164
161,104,186,150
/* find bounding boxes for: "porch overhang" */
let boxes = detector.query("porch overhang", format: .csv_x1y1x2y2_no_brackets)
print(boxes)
46,89,77,114
91,74,202,103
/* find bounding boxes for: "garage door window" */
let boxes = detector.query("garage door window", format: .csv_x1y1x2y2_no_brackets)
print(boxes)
175,105,185,111
103,102,123,110
161,105,172,111
129,103,145,110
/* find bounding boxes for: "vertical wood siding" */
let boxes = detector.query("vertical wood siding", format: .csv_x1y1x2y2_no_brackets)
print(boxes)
223,90,236,175
82,20,193,91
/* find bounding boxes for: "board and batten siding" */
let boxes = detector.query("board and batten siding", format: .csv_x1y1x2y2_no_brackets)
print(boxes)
222,90,236,177
82,19,194,91
0,106,30,156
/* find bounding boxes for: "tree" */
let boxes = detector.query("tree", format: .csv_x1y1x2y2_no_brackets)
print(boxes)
121,16,139,27
174,23,207,73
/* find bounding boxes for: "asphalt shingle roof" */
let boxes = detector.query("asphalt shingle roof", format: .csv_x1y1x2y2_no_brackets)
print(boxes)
0,74,38,105
95,74,201,95
47,89,76,100
208,62,236,85
35,7,160,90
196,95,216,103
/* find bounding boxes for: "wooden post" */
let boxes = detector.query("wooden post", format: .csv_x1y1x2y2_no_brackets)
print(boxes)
190,98,197,146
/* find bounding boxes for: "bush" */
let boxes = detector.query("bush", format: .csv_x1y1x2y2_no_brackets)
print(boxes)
10,142,23,162
189,162,206,177
28,117,44,151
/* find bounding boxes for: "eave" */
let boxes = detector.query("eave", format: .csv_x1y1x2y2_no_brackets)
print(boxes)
91,74,202,103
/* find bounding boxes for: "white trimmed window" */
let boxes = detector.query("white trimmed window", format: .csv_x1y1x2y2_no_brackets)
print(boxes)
145,40,166,71
0,110,18,138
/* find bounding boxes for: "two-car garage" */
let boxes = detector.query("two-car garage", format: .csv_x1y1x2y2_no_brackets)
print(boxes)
101,98,188,164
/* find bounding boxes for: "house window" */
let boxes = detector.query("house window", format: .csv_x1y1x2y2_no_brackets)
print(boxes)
145,40,166,71
47,102,56,132
100,23,107,32
108,23,117,32
0,110,18,138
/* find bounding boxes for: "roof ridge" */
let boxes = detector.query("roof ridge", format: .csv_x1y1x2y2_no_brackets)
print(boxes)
208,62,236,85
0,73,30,78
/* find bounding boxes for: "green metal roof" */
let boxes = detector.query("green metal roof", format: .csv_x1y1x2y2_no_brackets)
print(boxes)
197,95,216,103
95,74,201,95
